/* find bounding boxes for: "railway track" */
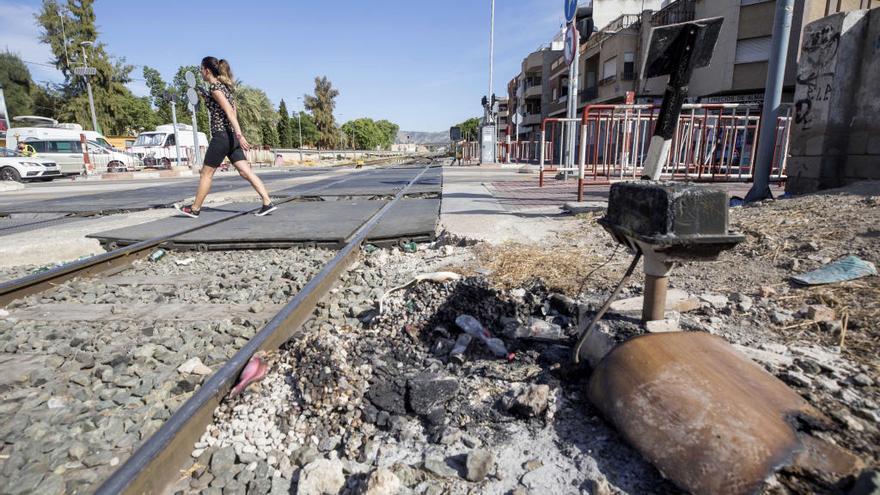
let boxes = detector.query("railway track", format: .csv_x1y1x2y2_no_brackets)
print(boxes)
0,163,434,495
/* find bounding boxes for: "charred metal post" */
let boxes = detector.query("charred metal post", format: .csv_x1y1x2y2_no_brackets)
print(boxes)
641,18,724,180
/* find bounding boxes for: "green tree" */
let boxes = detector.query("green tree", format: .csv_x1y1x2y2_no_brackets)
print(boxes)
292,111,318,148
375,119,400,150
341,118,393,150
456,117,480,141
142,66,172,124
0,52,37,117
276,99,291,148
36,0,153,135
303,76,339,149
260,119,279,147
236,84,276,145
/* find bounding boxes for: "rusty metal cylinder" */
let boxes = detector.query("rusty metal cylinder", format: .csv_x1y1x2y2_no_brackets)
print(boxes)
642,274,668,322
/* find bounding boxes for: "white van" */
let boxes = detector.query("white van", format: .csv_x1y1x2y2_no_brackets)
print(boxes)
6,120,115,150
129,124,208,168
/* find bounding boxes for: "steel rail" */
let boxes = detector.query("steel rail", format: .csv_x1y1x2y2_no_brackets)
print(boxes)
0,165,401,307
95,164,434,495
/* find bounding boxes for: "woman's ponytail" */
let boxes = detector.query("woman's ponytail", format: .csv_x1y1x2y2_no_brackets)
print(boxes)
217,59,235,90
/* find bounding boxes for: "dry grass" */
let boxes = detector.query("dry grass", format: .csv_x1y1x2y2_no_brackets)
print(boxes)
474,241,626,295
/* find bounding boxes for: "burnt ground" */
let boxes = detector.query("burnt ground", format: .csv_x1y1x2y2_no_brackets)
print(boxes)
177,181,877,495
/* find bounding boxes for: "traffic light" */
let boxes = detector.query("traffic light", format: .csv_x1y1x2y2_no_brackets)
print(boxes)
491,93,497,106
576,5,594,42
481,95,488,108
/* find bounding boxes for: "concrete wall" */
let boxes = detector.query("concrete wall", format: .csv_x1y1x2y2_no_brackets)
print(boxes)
594,0,663,30
786,8,877,194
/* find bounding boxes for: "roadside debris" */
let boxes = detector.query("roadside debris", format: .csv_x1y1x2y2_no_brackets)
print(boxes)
178,357,213,376
174,257,196,266
455,314,511,359
149,248,166,262
229,351,270,398
378,271,461,313
792,255,877,285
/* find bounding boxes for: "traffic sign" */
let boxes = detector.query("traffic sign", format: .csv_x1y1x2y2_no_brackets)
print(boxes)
512,112,522,125
564,23,579,65
564,0,578,23
73,67,97,76
186,88,198,106
185,70,196,88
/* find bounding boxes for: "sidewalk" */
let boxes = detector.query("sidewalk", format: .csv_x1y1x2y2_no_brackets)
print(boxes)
440,166,577,245
439,165,785,244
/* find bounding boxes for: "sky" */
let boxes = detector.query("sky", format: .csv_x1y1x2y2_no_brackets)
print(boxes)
0,0,567,131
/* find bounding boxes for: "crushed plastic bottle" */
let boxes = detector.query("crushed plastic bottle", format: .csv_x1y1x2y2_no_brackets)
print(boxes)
455,314,510,359
449,334,473,364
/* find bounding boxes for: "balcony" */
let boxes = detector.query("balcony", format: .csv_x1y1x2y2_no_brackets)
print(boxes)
523,113,543,126
580,87,598,103
652,0,695,27
524,84,543,98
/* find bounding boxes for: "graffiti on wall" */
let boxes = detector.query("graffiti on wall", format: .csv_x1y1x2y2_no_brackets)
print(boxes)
794,24,841,130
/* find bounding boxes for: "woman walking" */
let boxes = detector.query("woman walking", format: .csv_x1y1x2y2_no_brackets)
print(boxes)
176,57,277,218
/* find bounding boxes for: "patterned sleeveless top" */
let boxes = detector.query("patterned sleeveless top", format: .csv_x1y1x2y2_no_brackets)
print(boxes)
205,82,235,134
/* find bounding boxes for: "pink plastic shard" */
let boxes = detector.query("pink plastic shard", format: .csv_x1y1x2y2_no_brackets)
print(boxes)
229,351,269,398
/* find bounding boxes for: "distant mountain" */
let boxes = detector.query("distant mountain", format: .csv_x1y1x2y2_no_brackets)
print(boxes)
396,130,450,145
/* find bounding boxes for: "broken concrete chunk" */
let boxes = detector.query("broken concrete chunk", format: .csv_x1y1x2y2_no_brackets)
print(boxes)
407,373,459,415
806,304,837,322
610,289,699,315
297,458,345,495
423,456,457,478
699,293,729,309
177,357,212,376
508,384,551,418
644,318,680,334
364,467,402,495
465,448,495,482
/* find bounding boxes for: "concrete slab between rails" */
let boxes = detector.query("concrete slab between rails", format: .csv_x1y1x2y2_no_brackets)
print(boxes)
86,198,441,250
270,166,443,198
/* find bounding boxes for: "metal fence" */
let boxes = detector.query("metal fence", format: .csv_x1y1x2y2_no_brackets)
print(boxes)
497,140,552,164
538,103,791,188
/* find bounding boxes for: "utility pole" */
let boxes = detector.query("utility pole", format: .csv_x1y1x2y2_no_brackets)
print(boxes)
80,41,100,134
169,99,183,169
745,0,794,203
488,0,495,119
296,96,304,163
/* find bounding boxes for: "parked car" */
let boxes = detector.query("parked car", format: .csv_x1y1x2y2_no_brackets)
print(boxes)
86,140,144,172
20,139,86,175
0,148,62,182
129,124,208,169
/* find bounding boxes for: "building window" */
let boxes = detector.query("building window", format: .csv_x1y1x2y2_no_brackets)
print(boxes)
601,57,617,84
735,36,772,64
623,52,635,80
740,0,771,5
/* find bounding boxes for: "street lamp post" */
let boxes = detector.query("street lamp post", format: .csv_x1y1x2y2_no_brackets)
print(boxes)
296,96,304,163
80,41,99,133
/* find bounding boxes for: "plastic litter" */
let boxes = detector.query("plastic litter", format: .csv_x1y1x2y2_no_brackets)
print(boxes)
455,314,512,360
402,241,418,253
175,257,196,266
229,351,269,398
792,255,877,285
149,249,166,262
449,334,473,364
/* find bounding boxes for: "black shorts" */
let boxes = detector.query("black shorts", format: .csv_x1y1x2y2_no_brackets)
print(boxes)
204,130,246,166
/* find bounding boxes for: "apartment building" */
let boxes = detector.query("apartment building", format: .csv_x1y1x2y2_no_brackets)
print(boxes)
504,0,875,137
